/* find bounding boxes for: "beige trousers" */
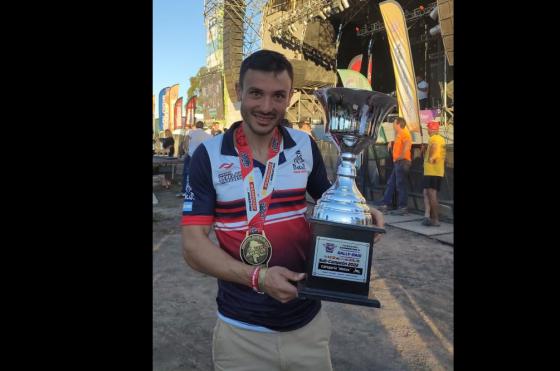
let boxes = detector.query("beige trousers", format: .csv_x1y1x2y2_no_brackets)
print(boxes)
212,308,333,371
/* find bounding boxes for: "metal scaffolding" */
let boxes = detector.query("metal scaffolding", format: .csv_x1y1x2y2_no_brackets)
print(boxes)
203,0,269,67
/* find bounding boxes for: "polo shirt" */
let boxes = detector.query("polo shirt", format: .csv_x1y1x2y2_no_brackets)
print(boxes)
182,121,331,331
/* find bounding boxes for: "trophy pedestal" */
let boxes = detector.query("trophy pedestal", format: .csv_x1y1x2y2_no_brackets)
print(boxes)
297,284,381,307
298,218,384,308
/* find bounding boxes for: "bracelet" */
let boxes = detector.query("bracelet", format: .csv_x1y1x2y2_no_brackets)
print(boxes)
258,266,268,294
251,266,261,293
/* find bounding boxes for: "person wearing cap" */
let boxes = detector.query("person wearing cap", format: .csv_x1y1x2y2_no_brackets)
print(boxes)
374,116,412,214
422,120,446,226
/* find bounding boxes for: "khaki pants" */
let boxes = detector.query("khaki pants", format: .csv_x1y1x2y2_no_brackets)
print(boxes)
212,308,333,371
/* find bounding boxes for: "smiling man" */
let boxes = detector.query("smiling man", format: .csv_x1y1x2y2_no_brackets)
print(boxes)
181,49,383,371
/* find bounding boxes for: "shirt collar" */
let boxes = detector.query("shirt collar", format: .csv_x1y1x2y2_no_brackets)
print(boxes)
221,121,296,157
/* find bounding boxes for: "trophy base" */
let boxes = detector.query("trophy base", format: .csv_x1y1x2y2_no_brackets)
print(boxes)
297,282,381,308
299,218,385,308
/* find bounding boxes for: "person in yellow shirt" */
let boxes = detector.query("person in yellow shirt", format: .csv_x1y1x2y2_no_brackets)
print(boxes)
422,121,446,226
374,117,412,214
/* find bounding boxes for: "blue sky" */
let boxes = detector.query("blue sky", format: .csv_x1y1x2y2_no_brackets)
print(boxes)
153,0,207,114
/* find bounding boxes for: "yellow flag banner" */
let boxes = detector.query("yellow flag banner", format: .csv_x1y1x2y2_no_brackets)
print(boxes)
168,84,179,131
379,0,421,133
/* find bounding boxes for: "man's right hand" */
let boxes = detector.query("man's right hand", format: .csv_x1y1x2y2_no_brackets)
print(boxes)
261,266,306,303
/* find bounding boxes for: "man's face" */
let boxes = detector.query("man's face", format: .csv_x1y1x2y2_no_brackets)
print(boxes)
237,69,293,137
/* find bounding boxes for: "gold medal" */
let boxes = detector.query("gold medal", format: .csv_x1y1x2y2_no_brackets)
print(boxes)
240,232,272,266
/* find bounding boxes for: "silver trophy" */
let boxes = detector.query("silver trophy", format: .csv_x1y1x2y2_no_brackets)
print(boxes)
298,87,396,307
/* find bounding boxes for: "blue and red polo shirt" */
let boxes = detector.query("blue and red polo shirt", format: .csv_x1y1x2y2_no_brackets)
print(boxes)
182,121,331,331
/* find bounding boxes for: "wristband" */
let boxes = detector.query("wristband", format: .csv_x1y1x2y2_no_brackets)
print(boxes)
251,266,262,293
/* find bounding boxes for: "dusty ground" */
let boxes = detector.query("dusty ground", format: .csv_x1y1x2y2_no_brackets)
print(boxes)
153,181,453,371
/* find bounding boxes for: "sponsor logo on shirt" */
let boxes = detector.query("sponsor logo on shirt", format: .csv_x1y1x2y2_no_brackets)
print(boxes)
271,136,279,152
219,162,234,169
183,201,193,212
240,152,251,168
184,178,195,201
292,150,306,172
218,170,242,184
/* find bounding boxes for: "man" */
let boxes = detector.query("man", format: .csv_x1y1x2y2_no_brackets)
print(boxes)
176,121,212,198
210,121,223,136
181,49,384,371
416,75,429,110
375,117,412,214
422,120,446,227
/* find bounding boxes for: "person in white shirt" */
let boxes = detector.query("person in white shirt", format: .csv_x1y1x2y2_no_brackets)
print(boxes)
416,75,429,110
177,121,213,197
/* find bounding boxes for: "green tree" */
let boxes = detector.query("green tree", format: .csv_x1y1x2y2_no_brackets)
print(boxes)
187,67,207,98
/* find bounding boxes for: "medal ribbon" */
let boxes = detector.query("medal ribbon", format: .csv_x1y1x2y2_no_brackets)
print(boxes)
235,124,283,235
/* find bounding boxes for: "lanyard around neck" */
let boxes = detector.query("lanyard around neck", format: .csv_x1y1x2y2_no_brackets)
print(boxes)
235,125,283,234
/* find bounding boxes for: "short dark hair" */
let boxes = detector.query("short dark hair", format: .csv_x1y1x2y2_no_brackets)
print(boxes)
239,49,294,88
195,121,204,129
394,117,407,128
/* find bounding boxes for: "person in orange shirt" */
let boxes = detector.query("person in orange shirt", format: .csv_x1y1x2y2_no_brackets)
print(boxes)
375,117,412,214
421,120,446,226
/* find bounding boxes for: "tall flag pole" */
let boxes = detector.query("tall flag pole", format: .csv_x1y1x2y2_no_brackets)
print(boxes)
379,0,422,136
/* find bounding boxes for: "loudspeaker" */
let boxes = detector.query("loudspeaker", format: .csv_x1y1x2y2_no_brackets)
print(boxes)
223,0,245,102
436,0,454,66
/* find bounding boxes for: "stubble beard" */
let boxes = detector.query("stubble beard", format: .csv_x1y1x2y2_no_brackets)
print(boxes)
241,108,283,137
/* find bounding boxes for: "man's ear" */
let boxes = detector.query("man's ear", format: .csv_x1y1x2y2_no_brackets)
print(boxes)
235,82,242,101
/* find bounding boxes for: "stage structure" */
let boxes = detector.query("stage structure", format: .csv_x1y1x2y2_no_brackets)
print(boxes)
203,0,269,126
201,0,453,127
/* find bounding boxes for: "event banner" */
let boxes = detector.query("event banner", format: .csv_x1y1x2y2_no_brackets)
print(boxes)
185,96,197,127
168,84,179,131
174,97,183,130
379,0,421,134
158,87,170,132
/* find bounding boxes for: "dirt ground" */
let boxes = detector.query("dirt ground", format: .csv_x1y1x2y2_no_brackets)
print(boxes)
153,181,453,371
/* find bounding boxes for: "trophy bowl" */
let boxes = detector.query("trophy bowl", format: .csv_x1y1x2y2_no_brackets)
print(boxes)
297,87,396,308
313,87,397,226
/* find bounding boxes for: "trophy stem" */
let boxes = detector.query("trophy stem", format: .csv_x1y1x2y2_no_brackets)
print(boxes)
337,152,358,179
313,151,372,225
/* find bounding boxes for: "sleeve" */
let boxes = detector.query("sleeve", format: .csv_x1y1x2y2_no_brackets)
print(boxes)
306,137,332,200
181,144,216,225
